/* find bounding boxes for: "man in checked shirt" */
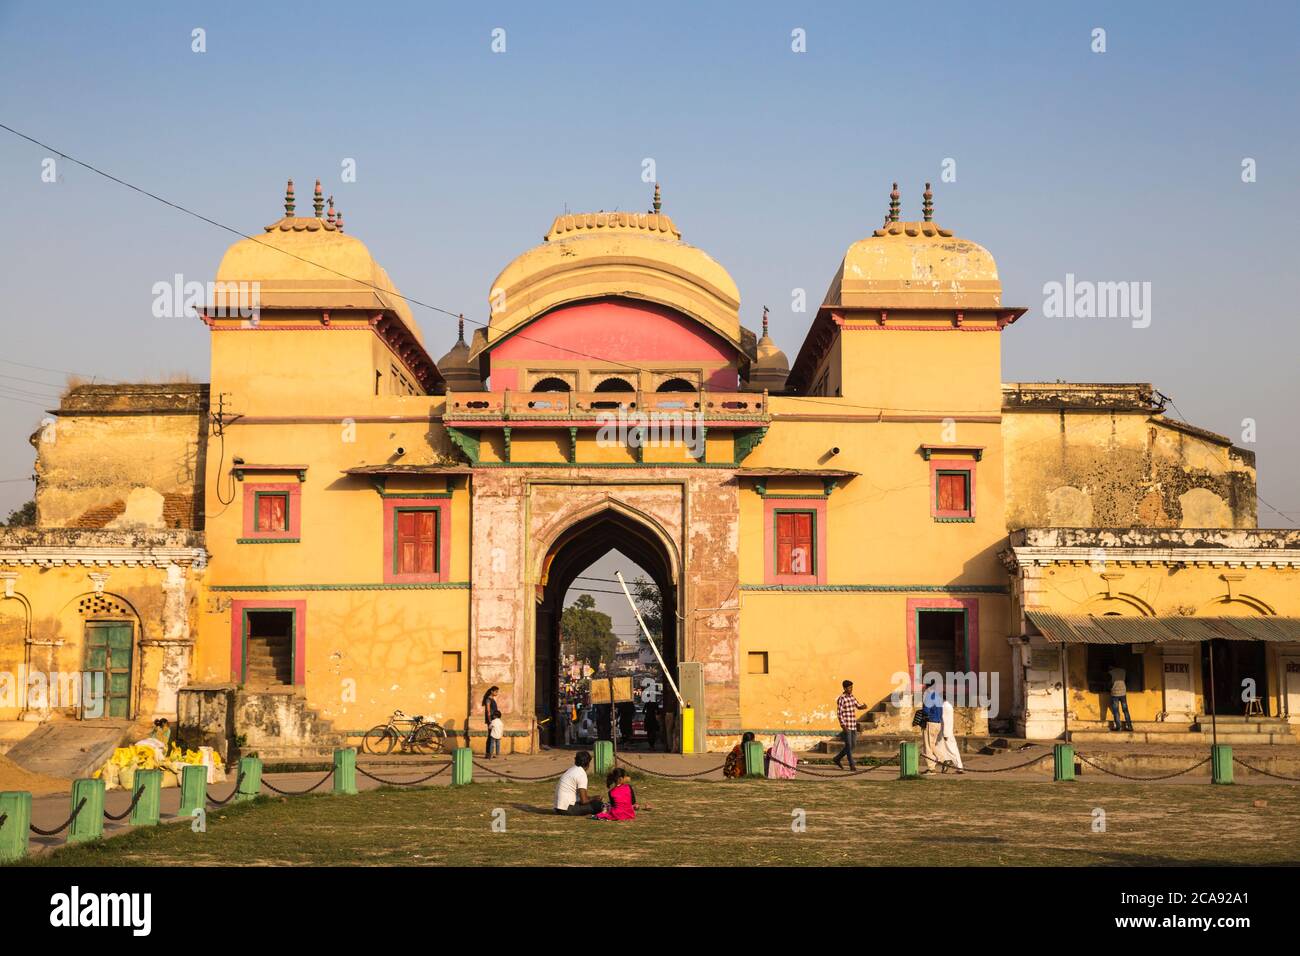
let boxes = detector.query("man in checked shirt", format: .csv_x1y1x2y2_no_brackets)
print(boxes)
834,679,870,770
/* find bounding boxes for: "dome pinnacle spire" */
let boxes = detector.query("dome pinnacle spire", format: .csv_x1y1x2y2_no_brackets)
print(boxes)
922,182,933,222
313,179,324,217
887,182,900,223
284,179,295,217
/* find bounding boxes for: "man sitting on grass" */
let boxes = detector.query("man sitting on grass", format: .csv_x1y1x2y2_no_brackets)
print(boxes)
554,750,605,816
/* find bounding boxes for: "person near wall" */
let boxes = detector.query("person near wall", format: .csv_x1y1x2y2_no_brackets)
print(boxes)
723,731,756,778
766,732,797,779
834,680,870,771
482,686,503,759
643,697,660,752
554,750,605,816
934,695,965,774
1108,665,1134,732
919,681,945,775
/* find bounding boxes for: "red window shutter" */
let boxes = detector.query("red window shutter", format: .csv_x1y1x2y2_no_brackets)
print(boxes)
776,512,814,575
397,510,438,574
417,510,436,573
257,494,287,532
397,511,418,574
937,473,969,513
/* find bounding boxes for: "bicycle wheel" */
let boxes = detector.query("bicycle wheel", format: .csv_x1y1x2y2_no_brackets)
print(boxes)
363,725,397,755
412,723,447,755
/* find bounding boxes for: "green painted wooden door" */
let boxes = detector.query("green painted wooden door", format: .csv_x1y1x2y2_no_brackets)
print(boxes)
84,622,133,718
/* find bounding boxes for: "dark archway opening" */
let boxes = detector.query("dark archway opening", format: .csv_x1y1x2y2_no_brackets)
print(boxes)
657,378,695,393
535,509,678,750
532,377,571,392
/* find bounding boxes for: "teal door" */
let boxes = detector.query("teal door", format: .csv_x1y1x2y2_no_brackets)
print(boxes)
84,622,133,718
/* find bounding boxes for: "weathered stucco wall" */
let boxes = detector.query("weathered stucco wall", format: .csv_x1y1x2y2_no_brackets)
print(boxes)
1002,383,1256,530
34,384,209,530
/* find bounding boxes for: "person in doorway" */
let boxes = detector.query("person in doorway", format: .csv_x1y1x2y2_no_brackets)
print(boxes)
595,767,638,820
1108,665,1134,732
482,686,503,759
554,750,604,816
834,680,870,771
596,703,612,742
662,706,677,753
724,731,756,778
642,697,660,751
617,700,635,745
919,680,945,774
934,693,965,774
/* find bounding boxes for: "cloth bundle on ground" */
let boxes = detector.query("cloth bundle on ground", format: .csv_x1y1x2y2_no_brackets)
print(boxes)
94,742,226,790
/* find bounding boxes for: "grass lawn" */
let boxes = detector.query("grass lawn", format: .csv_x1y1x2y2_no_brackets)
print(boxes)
19,776,1300,867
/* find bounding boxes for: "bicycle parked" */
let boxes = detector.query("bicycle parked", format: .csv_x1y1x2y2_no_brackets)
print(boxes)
363,709,450,755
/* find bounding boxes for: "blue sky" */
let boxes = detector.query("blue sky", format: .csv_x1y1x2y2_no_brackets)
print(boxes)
1,0,1297,540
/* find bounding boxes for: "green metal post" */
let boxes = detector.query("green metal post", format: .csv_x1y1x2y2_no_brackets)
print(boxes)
0,791,32,861
452,747,473,786
129,769,162,826
1212,744,1233,785
333,748,358,795
179,765,208,817
743,739,765,777
593,739,614,775
899,741,919,779
67,778,105,844
1053,744,1076,782
236,755,262,802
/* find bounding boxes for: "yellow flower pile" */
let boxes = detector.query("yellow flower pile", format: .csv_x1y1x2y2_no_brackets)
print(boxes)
93,742,225,789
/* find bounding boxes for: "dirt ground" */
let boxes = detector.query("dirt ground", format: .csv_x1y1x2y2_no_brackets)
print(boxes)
0,753,71,796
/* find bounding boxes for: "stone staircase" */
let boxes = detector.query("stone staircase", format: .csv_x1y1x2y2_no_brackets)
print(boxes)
1068,715,1298,746
243,633,293,688
233,689,348,759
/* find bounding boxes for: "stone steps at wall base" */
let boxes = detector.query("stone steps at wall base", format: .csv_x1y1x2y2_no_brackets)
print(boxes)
1070,729,1298,746
812,734,1017,756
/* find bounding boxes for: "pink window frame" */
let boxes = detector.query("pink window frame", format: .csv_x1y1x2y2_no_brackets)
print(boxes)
241,482,302,540
929,459,975,519
230,599,307,686
383,497,452,583
762,496,827,585
905,597,980,692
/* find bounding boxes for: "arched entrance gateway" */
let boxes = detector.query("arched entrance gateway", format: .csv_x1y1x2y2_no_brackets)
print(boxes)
467,473,742,754
534,507,679,746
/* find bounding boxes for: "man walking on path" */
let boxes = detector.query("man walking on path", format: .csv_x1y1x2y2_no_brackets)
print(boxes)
834,680,870,771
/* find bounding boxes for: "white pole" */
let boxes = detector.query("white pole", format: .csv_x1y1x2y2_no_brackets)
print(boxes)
616,571,684,709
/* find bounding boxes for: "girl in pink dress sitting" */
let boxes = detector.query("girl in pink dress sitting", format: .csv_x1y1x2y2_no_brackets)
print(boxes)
595,768,638,821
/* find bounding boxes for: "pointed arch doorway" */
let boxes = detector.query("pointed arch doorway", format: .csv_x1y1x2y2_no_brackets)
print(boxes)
535,507,679,748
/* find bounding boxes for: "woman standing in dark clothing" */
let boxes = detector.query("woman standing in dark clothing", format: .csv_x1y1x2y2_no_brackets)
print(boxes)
482,686,502,758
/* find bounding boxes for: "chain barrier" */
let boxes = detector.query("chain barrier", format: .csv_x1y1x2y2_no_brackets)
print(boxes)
614,754,727,779
30,797,88,837
356,763,450,786
472,759,566,781
261,768,335,796
1075,752,1211,781
103,785,146,822
1231,757,1300,782
917,750,1053,774
206,771,247,807
766,753,899,778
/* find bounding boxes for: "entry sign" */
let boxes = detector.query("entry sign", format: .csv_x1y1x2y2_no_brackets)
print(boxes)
590,676,634,704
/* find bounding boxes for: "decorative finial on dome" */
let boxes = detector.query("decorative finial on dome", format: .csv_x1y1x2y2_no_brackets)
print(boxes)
457,314,466,344
888,182,900,223
313,179,324,217
762,305,770,338
922,182,933,222
652,182,662,214
335,207,344,232
326,195,336,224
284,179,296,217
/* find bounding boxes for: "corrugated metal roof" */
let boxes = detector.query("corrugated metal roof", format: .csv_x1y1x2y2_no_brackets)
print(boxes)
1025,611,1300,645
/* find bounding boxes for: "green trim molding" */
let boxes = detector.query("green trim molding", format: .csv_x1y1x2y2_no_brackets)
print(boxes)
236,537,301,545
210,582,471,592
933,517,976,523
732,426,768,465
446,426,481,464
741,583,1008,594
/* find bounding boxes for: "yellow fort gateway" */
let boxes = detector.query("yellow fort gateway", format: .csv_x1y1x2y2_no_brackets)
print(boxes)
3,178,1298,758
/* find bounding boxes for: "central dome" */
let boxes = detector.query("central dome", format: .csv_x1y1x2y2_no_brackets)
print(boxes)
477,199,741,359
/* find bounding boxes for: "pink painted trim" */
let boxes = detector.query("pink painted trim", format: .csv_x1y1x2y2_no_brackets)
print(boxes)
839,324,1003,332
929,459,975,519
231,599,307,685
241,482,302,539
383,497,452,583
905,597,980,691
762,496,827,585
